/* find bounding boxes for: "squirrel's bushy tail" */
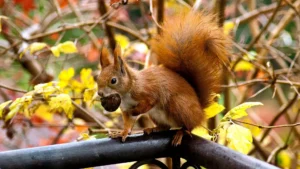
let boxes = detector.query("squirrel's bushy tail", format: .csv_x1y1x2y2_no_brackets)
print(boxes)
152,12,230,108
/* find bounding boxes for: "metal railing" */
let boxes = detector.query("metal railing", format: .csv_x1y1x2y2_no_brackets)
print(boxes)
0,131,279,169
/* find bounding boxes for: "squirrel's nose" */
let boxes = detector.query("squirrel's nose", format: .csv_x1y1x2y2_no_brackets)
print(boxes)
98,91,104,97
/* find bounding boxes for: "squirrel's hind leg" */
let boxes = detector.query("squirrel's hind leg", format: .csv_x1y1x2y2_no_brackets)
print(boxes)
172,128,192,146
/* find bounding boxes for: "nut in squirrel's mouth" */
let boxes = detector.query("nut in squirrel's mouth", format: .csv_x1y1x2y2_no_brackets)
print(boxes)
100,93,121,112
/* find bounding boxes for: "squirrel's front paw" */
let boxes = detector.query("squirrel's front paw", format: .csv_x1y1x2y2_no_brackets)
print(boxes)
109,130,130,142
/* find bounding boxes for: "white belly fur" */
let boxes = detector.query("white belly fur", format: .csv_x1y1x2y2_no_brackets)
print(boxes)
120,93,179,127
120,93,138,111
147,105,180,127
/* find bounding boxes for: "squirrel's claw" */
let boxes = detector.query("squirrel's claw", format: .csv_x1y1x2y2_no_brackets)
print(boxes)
143,128,154,135
108,130,130,142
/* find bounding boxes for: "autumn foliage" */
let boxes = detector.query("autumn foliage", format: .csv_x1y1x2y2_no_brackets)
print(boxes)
0,0,299,169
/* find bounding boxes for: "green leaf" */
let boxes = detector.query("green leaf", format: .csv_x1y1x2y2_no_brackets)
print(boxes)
222,102,263,121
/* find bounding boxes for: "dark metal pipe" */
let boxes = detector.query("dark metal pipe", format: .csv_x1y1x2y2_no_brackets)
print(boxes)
179,135,278,169
0,131,278,169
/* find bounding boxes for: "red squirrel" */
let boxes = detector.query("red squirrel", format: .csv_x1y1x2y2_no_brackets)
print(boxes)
97,11,230,146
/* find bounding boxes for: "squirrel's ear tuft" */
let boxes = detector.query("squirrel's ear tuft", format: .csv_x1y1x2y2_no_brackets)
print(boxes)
100,47,111,68
113,45,125,75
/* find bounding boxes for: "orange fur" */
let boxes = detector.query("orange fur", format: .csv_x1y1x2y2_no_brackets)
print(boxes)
152,11,230,108
97,11,230,143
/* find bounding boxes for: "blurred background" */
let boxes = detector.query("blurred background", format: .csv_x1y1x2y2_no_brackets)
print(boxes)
0,0,299,168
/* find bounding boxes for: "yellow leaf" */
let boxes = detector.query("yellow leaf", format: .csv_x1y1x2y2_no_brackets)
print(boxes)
59,68,74,81
20,95,33,118
0,100,12,119
70,79,84,94
50,46,60,57
80,133,91,141
222,102,263,121
9,98,22,111
204,102,225,119
34,105,53,122
83,88,96,103
3,96,33,119
78,133,97,141
224,21,235,35
6,97,27,121
5,105,20,122
29,42,48,54
49,94,74,119
19,51,26,59
277,151,291,169
192,127,213,140
80,68,95,89
226,124,252,154
43,86,59,99
217,127,227,145
234,61,254,71
242,118,262,137
57,41,78,54
34,82,60,99
58,68,75,88
115,34,130,49
34,82,54,91
117,162,149,169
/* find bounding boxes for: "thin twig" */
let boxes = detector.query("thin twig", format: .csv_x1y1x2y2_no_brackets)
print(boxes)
98,0,116,50
260,92,298,142
52,123,69,144
71,100,107,129
252,137,268,160
233,2,286,24
149,0,163,30
232,119,300,129
25,20,148,45
0,83,27,93
247,0,283,50
249,84,272,98
67,0,101,49
156,0,164,34
221,79,300,88
283,0,300,18
266,110,299,163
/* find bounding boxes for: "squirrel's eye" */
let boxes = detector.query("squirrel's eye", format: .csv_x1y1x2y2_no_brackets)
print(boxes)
111,78,117,84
